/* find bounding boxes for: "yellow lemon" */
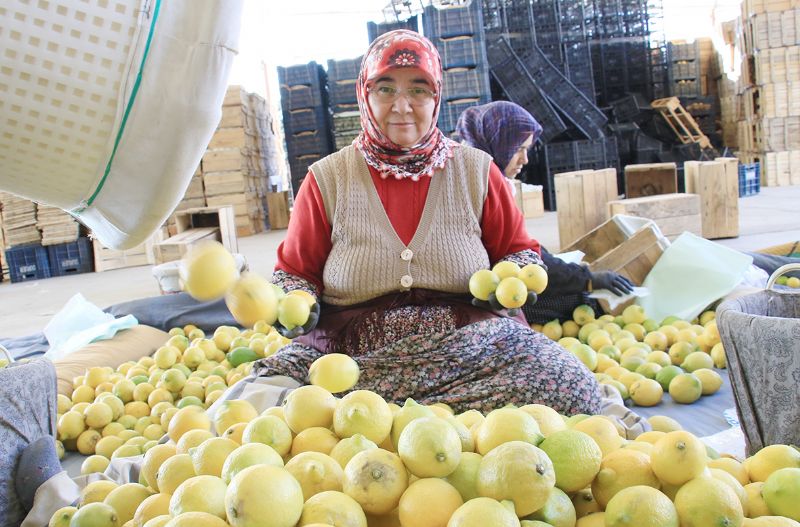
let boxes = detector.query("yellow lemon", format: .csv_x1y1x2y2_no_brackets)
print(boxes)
517,263,548,294
164,511,227,527
225,273,279,327
523,487,575,526
492,261,521,280
390,399,436,449
398,478,463,527
674,476,744,527
342,449,408,515
221,442,283,484
477,441,556,516
629,378,663,407
103,483,154,525
572,416,623,457
591,449,660,508
190,436,239,477
290,427,340,457
169,475,227,519
80,480,119,505
681,351,714,372
70,503,119,527
277,295,311,330
495,277,529,309
285,452,344,501
80,455,110,476
213,399,258,436
562,320,580,338
176,429,214,455
445,451,483,502
762,467,800,521
743,481,771,517
397,417,462,478
541,320,563,341
604,485,678,527
180,241,237,302
519,404,566,437
668,373,703,404
241,415,294,457
469,269,500,301
742,517,800,526
708,457,750,486
167,406,211,443
156,454,196,495
711,342,727,368
58,410,86,441
447,497,520,527
539,429,602,493
573,305,596,326
298,490,368,527
575,512,605,527
309,353,360,394
77,430,102,456
475,408,543,455
330,434,379,469
647,415,683,433
133,493,171,527
48,506,77,527
572,488,601,518
746,444,800,482
710,468,750,516
284,385,337,433
141,444,177,491
651,431,708,486
334,390,393,445
222,421,248,444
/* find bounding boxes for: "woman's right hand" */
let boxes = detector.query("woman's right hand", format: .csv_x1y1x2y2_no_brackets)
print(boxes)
275,302,320,339
471,291,538,317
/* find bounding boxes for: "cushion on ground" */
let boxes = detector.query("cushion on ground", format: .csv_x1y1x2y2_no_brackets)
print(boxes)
54,325,169,395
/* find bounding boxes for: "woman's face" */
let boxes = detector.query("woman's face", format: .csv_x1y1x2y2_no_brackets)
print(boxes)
367,67,436,148
504,133,534,179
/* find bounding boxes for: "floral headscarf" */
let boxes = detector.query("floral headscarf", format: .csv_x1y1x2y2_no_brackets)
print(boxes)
455,101,543,172
354,30,457,181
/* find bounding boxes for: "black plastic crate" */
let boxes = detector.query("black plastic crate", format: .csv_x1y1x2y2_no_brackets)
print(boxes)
283,107,330,135
442,67,491,101
279,85,325,112
668,40,700,62
367,16,419,44
486,37,567,143
669,60,700,81
289,154,324,183
671,79,700,98
47,238,94,277
609,93,651,123
332,111,361,133
329,80,358,108
435,36,487,70
6,244,51,283
277,62,326,88
286,130,332,157
438,99,483,135
739,163,760,197
327,57,362,82
423,1,484,39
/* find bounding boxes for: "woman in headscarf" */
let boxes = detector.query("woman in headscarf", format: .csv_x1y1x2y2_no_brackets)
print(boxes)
256,30,602,415
456,101,635,324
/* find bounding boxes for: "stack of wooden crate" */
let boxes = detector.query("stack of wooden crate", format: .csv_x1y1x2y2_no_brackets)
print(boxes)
0,205,7,282
734,0,800,186
36,205,80,246
0,192,40,247
166,85,286,237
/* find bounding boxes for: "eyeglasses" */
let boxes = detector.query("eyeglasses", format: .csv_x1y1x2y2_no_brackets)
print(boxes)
367,85,436,106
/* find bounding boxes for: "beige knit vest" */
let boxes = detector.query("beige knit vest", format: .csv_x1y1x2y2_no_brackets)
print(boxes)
311,144,492,306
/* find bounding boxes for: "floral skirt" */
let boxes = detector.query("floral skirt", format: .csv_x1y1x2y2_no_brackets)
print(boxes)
254,311,601,416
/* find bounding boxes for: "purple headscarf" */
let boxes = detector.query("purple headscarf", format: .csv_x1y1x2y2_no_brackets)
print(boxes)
455,101,543,172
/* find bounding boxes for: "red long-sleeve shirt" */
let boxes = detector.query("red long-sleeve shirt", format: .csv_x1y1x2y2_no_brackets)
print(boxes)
275,161,541,293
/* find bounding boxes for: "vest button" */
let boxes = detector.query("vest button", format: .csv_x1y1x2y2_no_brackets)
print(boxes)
401,249,413,261
400,275,413,288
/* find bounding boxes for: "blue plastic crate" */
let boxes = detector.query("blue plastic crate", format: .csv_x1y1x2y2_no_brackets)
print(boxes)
442,67,491,101
327,57,362,82
739,162,761,197
6,244,51,283
423,1,484,39
47,238,94,277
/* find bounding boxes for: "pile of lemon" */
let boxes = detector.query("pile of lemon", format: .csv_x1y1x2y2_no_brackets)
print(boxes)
52,362,800,527
55,323,291,467
531,303,727,408
775,275,800,288
469,262,548,309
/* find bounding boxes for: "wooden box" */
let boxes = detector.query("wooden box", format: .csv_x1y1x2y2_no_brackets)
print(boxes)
173,206,238,254
154,228,220,265
522,188,544,219
512,180,523,213
555,168,618,250
624,163,678,198
563,215,670,314
202,149,248,173
607,193,702,240
266,191,291,230
685,159,740,239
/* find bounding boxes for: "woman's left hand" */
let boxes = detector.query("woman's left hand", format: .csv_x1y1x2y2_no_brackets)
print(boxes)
275,302,321,339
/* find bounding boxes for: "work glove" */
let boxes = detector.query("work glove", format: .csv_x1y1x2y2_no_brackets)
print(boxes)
275,302,321,339
471,291,539,318
590,271,635,297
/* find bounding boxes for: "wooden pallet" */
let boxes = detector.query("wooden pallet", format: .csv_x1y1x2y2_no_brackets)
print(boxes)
651,97,713,150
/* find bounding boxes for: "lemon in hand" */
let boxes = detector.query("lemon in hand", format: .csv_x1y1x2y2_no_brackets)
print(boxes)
277,295,311,331
469,269,500,301
518,263,548,294
309,353,360,394
495,277,529,309
180,241,237,301
225,273,279,327
492,261,521,280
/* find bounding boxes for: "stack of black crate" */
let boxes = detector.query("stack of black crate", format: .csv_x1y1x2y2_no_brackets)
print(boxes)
667,41,701,99
367,15,419,43
327,57,363,151
422,1,492,136
278,62,334,196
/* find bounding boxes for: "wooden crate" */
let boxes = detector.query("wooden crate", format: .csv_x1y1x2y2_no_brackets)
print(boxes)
554,169,618,250
154,227,221,264
563,215,670,314
522,188,544,219
208,127,257,150
202,148,250,173
624,163,678,199
203,171,253,197
174,206,238,254
683,159,740,239
266,191,291,230
607,193,702,240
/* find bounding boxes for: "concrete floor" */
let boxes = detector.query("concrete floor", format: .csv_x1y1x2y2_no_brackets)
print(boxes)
2,185,798,338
